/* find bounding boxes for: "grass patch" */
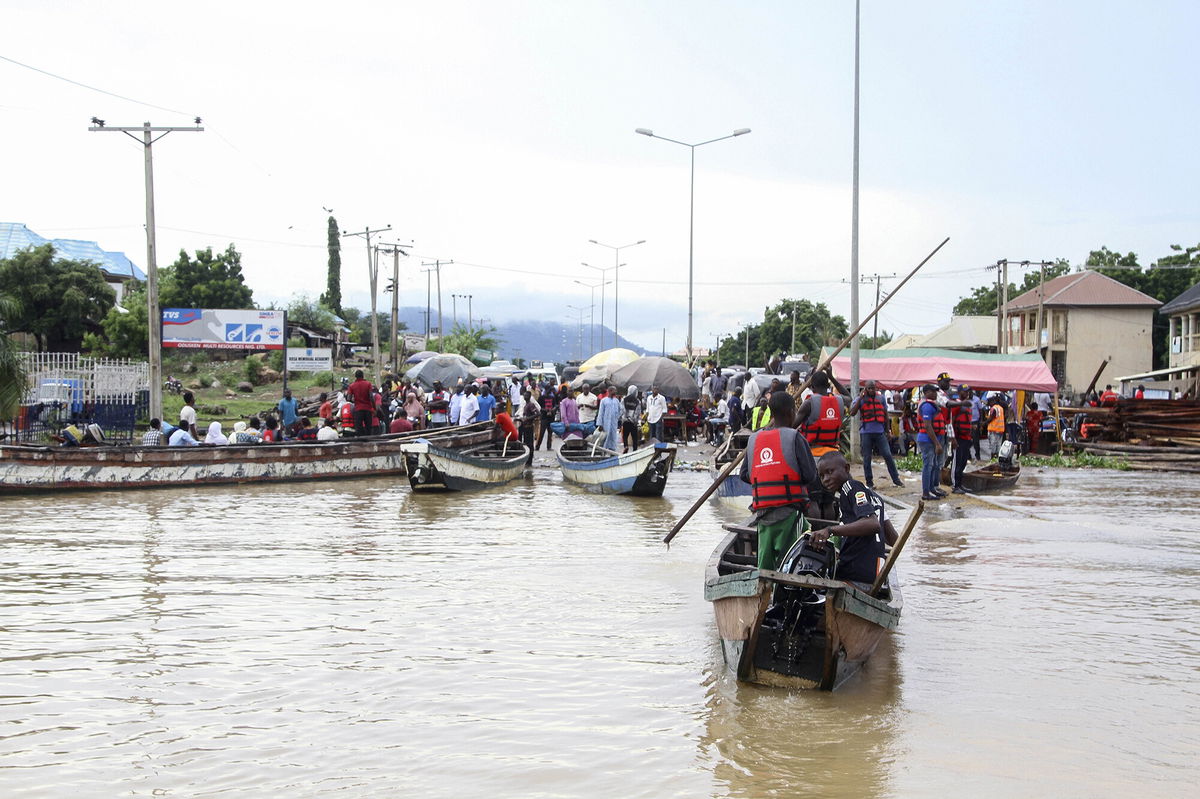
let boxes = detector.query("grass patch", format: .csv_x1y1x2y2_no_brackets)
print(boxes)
1020,452,1130,471
894,452,922,471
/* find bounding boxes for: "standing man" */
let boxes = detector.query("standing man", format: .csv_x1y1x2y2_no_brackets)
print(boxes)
738,391,818,570
968,385,983,460
795,371,844,453
460,385,480,425
536,384,558,449
427,381,450,428
986,395,1007,457
710,368,728,407
518,389,538,466
727,387,744,433
597,387,622,451
345,369,376,437
917,384,946,501
785,370,805,405
179,391,199,439
848,380,902,488
645,385,668,442
476,384,497,422
277,388,300,437
576,383,599,427
949,387,975,493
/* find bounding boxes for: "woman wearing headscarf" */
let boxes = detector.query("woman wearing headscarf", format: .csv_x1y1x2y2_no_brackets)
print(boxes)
621,385,643,453
204,421,230,445
403,391,425,430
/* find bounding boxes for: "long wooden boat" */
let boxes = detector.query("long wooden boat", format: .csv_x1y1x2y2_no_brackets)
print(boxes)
401,433,530,492
0,422,491,494
705,521,902,691
710,430,752,510
943,460,1021,492
556,440,676,496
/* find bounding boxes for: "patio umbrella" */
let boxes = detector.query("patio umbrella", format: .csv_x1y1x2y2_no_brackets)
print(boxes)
405,350,439,365
609,356,700,400
579,347,640,372
569,363,620,390
406,353,482,389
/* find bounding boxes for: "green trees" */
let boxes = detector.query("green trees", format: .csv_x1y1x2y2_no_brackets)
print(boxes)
320,215,342,314
160,244,254,309
0,292,29,419
287,295,337,332
717,299,847,366
0,245,115,351
439,324,500,364
94,281,150,357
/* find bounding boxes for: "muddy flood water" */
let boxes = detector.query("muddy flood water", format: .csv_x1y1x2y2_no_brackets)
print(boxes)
2,465,1197,797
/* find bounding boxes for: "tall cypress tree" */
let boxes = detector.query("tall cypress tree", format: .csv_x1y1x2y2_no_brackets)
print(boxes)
320,215,342,314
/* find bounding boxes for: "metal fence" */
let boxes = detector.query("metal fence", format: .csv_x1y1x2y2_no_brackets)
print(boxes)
5,353,150,443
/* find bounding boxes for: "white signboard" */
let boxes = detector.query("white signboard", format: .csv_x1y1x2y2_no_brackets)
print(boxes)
162,308,286,350
287,347,333,372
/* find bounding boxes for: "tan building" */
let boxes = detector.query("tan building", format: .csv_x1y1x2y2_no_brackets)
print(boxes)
1002,270,1160,393
1155,282,1200,393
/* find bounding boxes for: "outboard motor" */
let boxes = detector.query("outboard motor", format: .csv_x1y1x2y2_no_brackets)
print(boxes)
761,532,837,668
997,439,1015,470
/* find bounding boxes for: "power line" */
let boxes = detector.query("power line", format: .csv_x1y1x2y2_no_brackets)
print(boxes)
0,53,195,117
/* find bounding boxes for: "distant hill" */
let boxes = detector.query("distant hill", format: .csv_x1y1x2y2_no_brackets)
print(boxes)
394,307,650,363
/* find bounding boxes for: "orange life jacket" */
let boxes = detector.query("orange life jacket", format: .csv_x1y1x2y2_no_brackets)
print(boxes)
921,400,947,438
750,428,809,511
802,394,842,448
859,394,887,426
340,403,354,428
951,405,973,441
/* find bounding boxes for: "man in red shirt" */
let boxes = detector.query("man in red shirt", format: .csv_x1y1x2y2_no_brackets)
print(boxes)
345,369,376,437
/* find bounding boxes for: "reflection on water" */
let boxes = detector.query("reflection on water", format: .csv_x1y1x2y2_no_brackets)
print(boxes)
0,468,1197,797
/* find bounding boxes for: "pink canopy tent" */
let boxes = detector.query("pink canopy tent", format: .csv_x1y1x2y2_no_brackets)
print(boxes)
823,347,1058,392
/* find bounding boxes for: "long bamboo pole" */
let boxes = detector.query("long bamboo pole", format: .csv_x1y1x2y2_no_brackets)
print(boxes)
662,236,950,545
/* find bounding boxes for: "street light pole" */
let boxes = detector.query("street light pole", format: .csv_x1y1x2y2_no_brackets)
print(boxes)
635,127,750,366
573,278,609,356
581,262,612,349
588,239,644,349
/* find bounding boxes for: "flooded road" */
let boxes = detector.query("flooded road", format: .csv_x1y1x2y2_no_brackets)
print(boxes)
1,466,1197,797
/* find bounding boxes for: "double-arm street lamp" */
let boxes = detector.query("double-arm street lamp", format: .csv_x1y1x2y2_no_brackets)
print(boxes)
573,277,610,356
588,238,644,350
635,127,751,365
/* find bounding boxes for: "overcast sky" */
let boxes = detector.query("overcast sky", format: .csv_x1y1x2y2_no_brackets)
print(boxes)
3,1,1198,354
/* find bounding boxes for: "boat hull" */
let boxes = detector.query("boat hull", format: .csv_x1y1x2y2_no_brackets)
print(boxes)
557,442,676,496
0,439,409,493
943,462,1021,492
705,528,901,691
710,464,752,510
402,439,529,492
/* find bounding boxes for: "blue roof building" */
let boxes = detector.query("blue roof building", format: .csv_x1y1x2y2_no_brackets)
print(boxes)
0,222,146,285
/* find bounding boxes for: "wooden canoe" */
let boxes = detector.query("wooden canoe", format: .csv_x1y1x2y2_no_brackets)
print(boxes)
944,461,1021,492
556,440,676,496
704,520,902,691
401,431,530,492
710,430,753,510
0,422,492,494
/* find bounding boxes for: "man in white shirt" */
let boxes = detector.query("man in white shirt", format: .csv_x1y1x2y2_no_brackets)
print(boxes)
317,419,340,441
645,386,668,442
576,384,599,425
179,391,199,438
460,386,480,425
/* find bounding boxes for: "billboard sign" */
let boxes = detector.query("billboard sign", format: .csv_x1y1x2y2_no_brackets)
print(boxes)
162,309,286,350
287,347,333,372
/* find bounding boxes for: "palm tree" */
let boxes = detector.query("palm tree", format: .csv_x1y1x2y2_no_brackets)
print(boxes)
0,293,29,421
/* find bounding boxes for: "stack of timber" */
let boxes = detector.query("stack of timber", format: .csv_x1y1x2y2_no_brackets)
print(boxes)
1089,399,1200,447
1076,441,1200,474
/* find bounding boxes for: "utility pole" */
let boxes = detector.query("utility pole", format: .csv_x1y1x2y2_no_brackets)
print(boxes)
1000,259,1010,353
849,0,862,462
89,118,203,421
791,302,797,355
467,295,474,336
422,267,434,349
662,328,667,357
588,239,645,349
422,260,452,351
377,241,411,375
342,224,391,386
745,324,751,366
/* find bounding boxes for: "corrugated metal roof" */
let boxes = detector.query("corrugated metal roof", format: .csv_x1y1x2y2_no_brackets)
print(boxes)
1160,281,1200,315
917,315,996,350
0,222,145,281
1006,269,1159,310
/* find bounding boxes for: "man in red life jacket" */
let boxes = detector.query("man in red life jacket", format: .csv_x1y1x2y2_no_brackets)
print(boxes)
848,379,902,489
739,391,818,570
795,370,844,456
1099,385,1119,406
949,387,975,493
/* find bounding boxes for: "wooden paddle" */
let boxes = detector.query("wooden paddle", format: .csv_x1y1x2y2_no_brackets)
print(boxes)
662,236,950,546
870,500,924,597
